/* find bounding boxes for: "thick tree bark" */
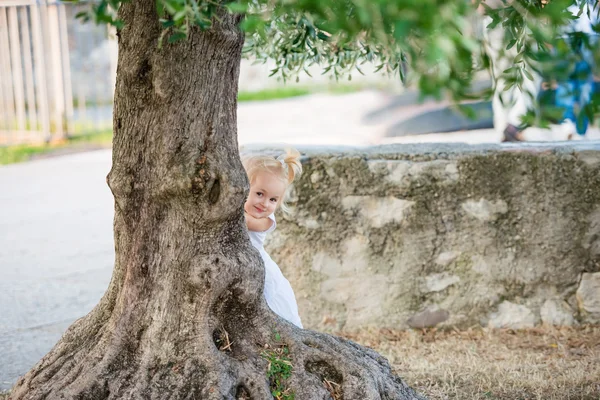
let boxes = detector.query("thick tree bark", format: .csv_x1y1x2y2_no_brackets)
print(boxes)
9,1,424,399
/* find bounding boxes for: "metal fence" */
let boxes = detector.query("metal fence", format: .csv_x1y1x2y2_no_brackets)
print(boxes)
0,0,116,146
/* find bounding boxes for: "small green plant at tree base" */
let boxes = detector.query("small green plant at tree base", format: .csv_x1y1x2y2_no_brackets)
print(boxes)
261,331,294,400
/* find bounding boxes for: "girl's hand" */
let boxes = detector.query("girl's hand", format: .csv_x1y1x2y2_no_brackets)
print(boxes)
244,212,273,232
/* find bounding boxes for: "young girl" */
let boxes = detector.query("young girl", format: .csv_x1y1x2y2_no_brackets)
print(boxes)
242,149,303,328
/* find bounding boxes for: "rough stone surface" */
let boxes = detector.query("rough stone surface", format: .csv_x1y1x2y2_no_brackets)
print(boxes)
576,272,600,323
461,198,508,221
435,251,462,267
488,301,538,329
341,195,414,228
407,309,450,329
421,272,460,293
540,299,576,326
258,143,600,331
583,209,600,257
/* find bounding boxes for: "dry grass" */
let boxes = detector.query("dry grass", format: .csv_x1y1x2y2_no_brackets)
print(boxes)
340,325,600,399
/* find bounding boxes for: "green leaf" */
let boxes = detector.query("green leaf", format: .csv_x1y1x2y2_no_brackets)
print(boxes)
162,0,178,15
503,81,516,92
160,19,175,28
514,53,523,63
394,20,411,40
112,19,124,29
317,31,331,41
168,31,187,43
173,9,187,23
75,10,91,22
240,15,262,32
506,39,517,50
226,2,248,13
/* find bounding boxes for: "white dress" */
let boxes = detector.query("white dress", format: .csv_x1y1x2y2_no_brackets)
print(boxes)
247,214,303,328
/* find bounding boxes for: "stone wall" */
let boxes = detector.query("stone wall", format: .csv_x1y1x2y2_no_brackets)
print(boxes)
246,143,600,332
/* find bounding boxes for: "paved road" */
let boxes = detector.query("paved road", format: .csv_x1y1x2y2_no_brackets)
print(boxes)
0,150,114,390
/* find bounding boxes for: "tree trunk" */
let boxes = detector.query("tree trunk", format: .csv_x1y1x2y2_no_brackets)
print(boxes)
9,1,424,399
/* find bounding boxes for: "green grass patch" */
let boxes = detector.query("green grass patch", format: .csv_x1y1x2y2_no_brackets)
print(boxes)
0,144,56,165
0,129,113,165
238,87,312,102
68,129,113,145
237,83,372,102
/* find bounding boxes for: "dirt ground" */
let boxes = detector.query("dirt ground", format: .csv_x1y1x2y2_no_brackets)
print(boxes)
341,325,600,400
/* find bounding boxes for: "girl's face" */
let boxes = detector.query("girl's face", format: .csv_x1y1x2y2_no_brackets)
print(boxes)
244,171,286,219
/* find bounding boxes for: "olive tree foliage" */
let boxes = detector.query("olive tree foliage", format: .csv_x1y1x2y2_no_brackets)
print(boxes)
78,0,599,125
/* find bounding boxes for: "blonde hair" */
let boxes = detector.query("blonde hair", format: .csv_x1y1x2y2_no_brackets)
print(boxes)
242,148,302,214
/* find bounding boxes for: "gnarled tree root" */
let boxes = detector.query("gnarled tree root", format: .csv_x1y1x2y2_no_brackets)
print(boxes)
10,304,424,400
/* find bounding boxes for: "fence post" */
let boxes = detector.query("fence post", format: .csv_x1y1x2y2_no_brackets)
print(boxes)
8,6,26,133
58,2,73,136
20,6,39,136
46,1,65,141
31,1,51,142
0,8,16,139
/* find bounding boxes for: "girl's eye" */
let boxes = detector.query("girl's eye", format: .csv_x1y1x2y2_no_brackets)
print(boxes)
270,198,277,202
256,192,262,197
